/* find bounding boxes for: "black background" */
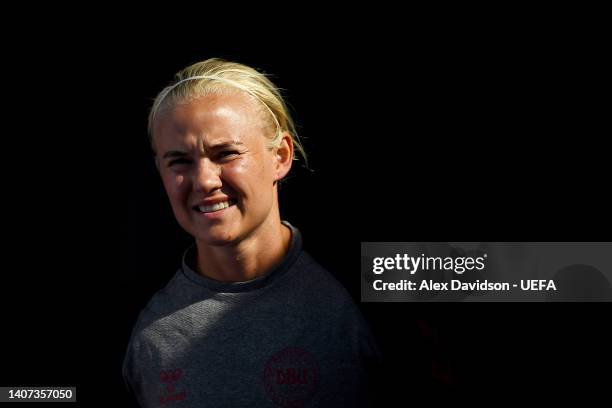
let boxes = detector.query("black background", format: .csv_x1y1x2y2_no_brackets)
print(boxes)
1,14,610,406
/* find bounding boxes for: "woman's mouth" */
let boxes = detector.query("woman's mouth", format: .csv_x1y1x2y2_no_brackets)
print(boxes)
193,198,238,214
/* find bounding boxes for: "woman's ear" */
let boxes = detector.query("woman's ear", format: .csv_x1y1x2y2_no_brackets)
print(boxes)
274,132,294,182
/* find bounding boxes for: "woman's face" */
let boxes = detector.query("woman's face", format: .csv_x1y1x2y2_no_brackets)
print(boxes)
152,91,290,246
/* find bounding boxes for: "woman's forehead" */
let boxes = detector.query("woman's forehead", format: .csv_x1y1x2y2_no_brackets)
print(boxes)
154,92,266,149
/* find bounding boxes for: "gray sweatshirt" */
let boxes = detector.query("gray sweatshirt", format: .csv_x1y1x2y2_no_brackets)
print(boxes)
123,221,382,407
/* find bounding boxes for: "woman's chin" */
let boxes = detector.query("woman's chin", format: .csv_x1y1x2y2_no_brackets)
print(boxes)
196,230,237,247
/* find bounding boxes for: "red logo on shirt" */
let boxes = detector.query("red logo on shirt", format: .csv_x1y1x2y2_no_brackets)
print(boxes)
263,347,320,407
159,368,187,404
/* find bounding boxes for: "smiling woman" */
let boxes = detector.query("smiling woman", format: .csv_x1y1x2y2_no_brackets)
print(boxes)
152,92,293,277
122,58,382,407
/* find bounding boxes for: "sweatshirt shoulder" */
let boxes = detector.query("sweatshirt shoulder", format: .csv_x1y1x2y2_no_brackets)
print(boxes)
291,251,358,310
128,269,189,335
291,252,380,357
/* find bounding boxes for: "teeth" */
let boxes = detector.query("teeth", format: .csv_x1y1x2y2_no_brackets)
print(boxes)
197,200,233,213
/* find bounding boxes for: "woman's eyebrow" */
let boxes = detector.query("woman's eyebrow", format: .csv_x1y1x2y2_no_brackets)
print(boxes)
162,150,189,160
162,141,246,159
207,140,245,150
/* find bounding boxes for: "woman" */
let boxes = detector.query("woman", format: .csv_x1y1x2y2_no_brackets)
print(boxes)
123,58,381,407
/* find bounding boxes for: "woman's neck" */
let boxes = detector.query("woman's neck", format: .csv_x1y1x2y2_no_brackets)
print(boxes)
194,218,292,283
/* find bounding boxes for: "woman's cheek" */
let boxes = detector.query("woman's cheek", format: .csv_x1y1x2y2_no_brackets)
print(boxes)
161,173,187,206
164,173,184,192
174,173,186,188
222,161,249,185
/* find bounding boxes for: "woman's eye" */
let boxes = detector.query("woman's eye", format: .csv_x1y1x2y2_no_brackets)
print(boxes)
218,151,240,159
168,158,192,167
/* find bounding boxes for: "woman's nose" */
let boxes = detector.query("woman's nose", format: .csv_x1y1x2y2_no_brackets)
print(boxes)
192,158,222,193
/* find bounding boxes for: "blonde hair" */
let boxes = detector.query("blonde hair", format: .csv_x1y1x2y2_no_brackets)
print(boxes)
148,58,307,165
